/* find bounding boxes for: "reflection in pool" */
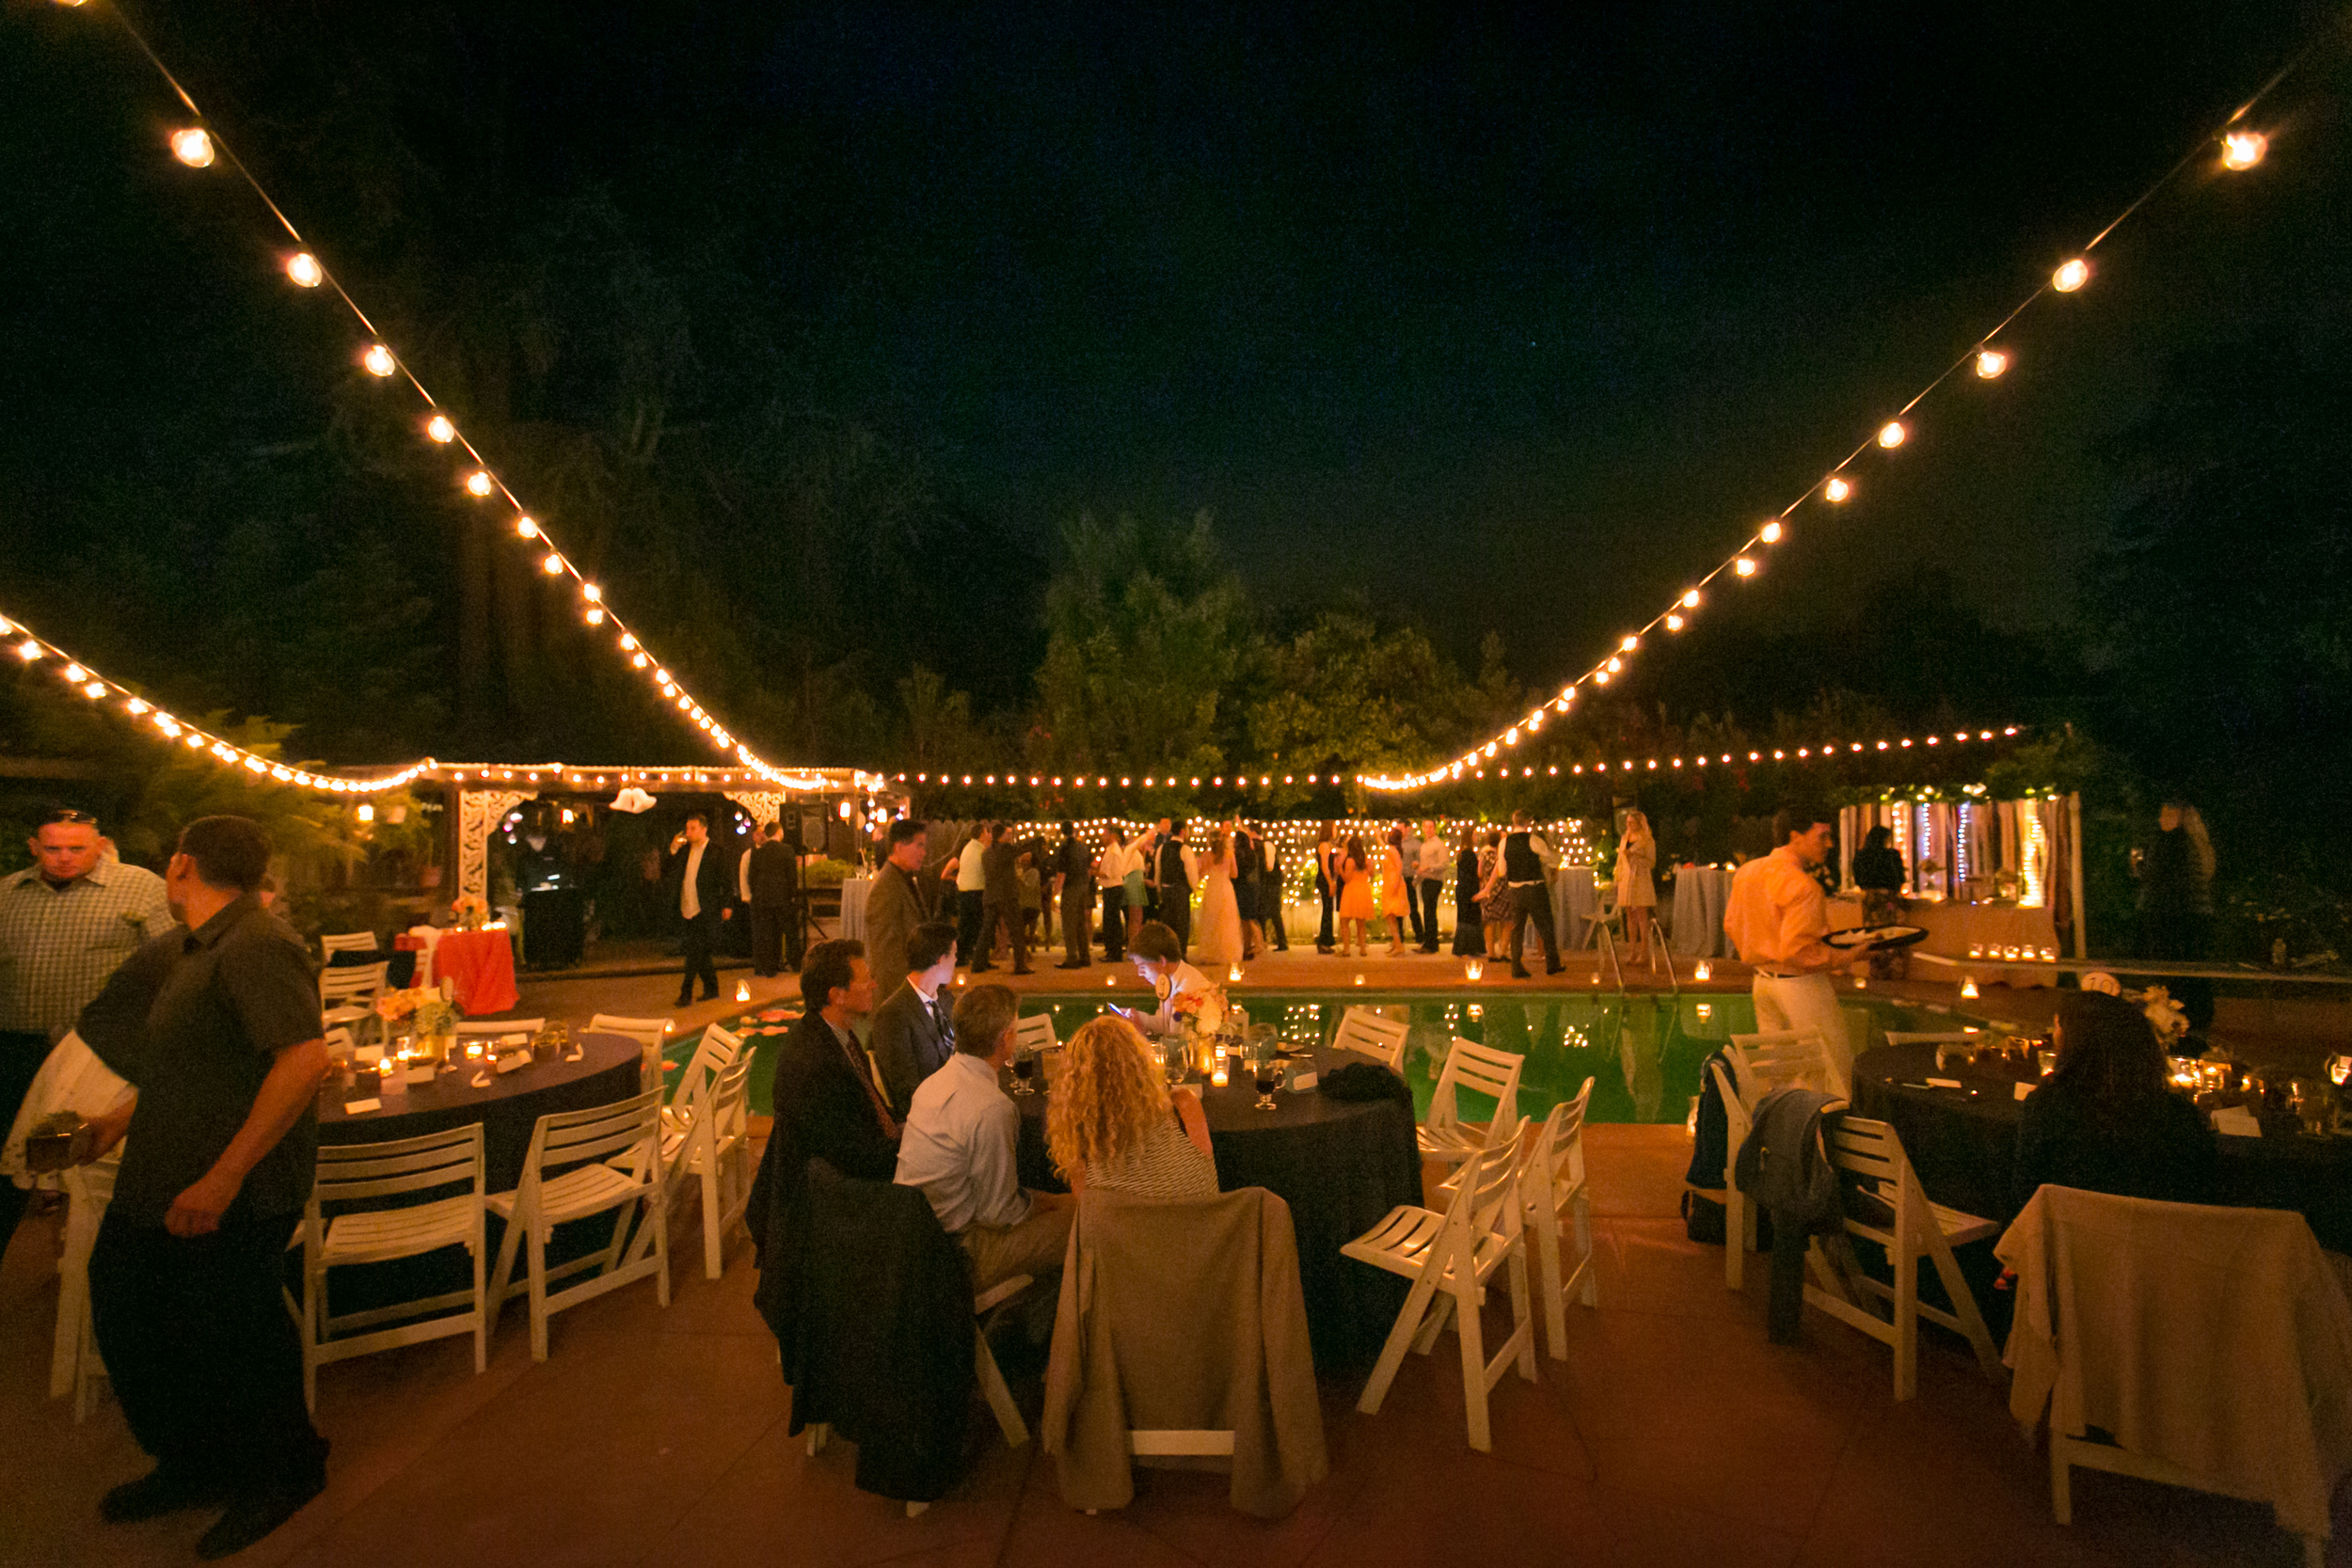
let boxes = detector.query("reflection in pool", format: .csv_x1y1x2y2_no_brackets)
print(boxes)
1016,991,1982,1125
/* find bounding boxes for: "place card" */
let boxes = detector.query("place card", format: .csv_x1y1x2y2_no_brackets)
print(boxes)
357,1045,385,1065
494,1052,528,1075
342,1097,381,1114
405,1067,437,1085
1926,1077,1963,1090
1287,1069,1318,1092
2212,1106,2263,1138
2013,1081,2036,1101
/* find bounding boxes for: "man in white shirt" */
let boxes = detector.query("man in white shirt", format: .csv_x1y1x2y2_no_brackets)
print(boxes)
943,823,993,970
1723,809,1854,1089
1414,819,1450,953
894,984,1072,1291
1500,812,1565,977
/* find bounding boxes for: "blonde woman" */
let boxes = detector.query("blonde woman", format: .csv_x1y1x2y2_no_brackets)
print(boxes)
1047,1015,1217,1197
1615,809,1659,967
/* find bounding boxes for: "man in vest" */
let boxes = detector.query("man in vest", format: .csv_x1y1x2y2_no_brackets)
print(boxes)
1500,812,1565,978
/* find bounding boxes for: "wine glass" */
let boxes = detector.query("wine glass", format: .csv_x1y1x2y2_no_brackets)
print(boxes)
1252,1053,1282,1111
1010,1048,1038,1096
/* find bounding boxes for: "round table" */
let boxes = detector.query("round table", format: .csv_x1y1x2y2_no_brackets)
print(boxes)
1853,1042,2352,1252
837,877,872,942
1011,1047,1422,1370
1669,864,1733,958
317,1032,641,1193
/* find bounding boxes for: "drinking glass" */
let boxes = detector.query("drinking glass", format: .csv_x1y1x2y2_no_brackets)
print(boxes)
1252,1055,1282,1111
1160,1041,1188,1087
1010,1049,1038,1096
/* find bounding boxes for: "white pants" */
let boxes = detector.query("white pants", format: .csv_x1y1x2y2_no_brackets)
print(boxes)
1750,973,1852,1096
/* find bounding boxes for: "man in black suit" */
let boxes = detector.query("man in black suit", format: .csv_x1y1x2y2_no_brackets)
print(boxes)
771,940,897,1180
666,813,731,1006
744,822,799,977
1154,817,1193,955
867,922,960,1114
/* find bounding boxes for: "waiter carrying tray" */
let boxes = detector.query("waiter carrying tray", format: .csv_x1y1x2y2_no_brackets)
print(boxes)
1722,807,1856,1096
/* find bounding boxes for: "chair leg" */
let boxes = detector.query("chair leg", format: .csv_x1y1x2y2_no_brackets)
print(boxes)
1891,1240,1918,1402
1571,1192,1597,1308
1358,1267,1445,1417
652,1191,672,1307
487,1204,525,1314
906,1501,929,1518
1724,1186,1748,1291
470,1225,488,1374
2049,1434,2073,1525
1506,1248,1538,1385
806,1422,830,1455
528,1225,551,1363
1535,1215,1569,1361
1454,1280,1492,1452
976,1324,1028,1448
301,1268,321,1416
702,1162,723,1281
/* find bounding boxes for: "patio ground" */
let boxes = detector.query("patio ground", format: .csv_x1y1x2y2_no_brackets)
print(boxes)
4,1103,2339,1566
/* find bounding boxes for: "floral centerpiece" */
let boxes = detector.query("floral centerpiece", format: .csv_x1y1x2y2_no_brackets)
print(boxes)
376,986,458,1054
449,894,490,931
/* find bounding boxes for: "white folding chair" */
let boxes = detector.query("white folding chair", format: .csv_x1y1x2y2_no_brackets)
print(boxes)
320,932,379,958
319,961,390,1050
1709,1036,1837,1291
487,1091,669,1361
590,1013,676,1095
1013,1012,1058,1054
1329,1005,1409,1073
1345,1118,1535,1452
648,1053,755,1280
52,1155,118,1422
1522,1079,1598,1358
1416,1037,1524,1167
1804,1114,2000,1401
1709,1055,1762,1291
294,1125,488,1411
661,1022,744,1148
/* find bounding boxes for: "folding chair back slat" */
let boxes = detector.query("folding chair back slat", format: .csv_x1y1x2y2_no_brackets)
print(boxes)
1013,1014,1058,1054
490,1089,669,1361
1522,1079,1598,1355
320,932,379,957
453,1018,545,1039
315,1132,486,1202
319,962,389,1004
1330,1006,1409,1072
590,1013,675,1093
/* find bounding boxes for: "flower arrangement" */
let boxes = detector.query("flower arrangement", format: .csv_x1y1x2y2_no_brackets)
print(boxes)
449,894,490,929
1168,983,1226,1041
376,986,457,1039
2134,985,2191,1047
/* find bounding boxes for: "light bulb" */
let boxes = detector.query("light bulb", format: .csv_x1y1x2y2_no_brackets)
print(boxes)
631,653,649,669
426,415,456,443
1680,588,1702,609
1665,612,1684,632
1823,476,1852,503
1734,557,1757,577
170,128,215,168
83,681,105,699
16,640,41,661
516,516,538,539
1619,634,1640,652
285,252,324,288
2220,129,2266,170
1759,520,1783,544
1877,420,1906,448
63,663,86,681
584,607,605,626
2052,258,2090,293
1975,348,2009,379
542,553,564,575
362,344,397,377
465,470,495,498
1594,669,1611,684
1605,656,1622,673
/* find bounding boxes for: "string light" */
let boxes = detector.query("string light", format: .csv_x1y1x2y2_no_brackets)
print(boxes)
2220,129,2266,170
169,128,214,167
1758,520,1783,544
426,415,456,443
1975,348,2010,379
1734,557,1757,577
516,516,539,539
361,344,396,377
1876,420,1906,449
2052,258,2090,293
464,470,495,498
284,252,323,288
1823,477,1851,502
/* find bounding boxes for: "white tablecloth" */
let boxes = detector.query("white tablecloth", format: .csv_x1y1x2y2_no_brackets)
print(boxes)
837,877,872,942
1669,865,1734,958
1551,867,1602,951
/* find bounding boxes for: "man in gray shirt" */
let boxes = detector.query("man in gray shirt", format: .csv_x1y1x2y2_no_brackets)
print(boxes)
893,984,1071,1291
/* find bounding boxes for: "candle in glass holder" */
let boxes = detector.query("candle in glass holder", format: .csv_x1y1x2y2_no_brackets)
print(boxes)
1465,959,1484,982
1693,960,1711,982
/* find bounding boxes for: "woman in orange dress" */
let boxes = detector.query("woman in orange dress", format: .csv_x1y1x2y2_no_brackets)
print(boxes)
1336,833,1375,957
1378,828,1410,957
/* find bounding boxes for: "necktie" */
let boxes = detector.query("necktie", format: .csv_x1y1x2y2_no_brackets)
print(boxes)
932,995,955,1053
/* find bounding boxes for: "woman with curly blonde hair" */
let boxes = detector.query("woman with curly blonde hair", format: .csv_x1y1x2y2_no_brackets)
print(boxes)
1047,1015,1216,1197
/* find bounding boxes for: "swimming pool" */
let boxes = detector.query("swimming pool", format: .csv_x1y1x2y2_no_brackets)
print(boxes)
1015,990,1987,1126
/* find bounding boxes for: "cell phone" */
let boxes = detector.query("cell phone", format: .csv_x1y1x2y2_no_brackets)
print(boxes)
1105,1003,1133,1019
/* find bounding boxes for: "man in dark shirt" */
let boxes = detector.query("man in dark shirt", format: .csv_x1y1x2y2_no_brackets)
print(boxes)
771,939,897,1180
969,822,1032,975
1051,821,1092,970
745,821,800,976
1155,817,1193,955
81,816,333,1560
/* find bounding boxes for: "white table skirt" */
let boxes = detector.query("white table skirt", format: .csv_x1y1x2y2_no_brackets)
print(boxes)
837,877,872,942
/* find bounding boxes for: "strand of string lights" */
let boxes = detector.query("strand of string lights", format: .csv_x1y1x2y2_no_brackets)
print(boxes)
1359,39,2322,794
50,0,831,793
0,605,432,794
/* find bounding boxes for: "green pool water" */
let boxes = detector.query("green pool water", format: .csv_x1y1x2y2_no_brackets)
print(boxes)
672,989,1985,1124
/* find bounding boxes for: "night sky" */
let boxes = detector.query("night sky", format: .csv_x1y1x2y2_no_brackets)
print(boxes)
6,0,2349,690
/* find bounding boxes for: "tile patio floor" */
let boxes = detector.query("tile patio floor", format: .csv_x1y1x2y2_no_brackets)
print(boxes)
4,1118,2337,1567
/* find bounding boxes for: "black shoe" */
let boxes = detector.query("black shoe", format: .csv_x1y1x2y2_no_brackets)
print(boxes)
700,990,720,1002
101,1466,225,1523
675,994,694,1008
1012,967,1036,976
970,963,993,974
1055,960,1086,970
197,1474,326,1560
1418,944,1440,954
1511,966,1533,980
1546,963,1565,975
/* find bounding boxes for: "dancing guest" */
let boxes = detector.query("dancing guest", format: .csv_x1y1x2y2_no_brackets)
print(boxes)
1498,813,1564,977
1615,809,1659,968
1722,809,1853,1090
1478,830,1509,958
1230,817,1263,959
1046,1015,1216,1197
970,823,1032,975
1398,821,1425,948
1096,827,1132,963
943,822,993,968
1377,829,1411,957
1451,826,1486,958
1154,818,1194,955
1312,825,1339,954
1052,820,1093,971
1415,819,1449,954
1260,828,1290,951
1192,828,1245,969
1337,834,1375,958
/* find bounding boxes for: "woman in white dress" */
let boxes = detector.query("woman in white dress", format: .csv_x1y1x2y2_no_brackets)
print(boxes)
1191,828,1245,969
1615,809,1660,969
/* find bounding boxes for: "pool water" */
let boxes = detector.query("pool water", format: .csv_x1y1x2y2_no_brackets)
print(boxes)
1015,990,1984,1126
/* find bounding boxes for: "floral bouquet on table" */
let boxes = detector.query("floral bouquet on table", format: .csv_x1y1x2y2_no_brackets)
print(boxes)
1168,984,1227,1045
449,895,490,931
376,986,457,1042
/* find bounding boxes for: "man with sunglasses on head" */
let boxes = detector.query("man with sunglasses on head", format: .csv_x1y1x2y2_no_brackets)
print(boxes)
0,805,170,1256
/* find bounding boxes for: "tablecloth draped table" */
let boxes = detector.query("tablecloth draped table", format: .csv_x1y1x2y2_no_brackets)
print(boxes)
1669,865,1733,958
836,877,872,943
429,929,519,1016
1852,1042,2352,1253
1011,1046,1421,1370
1552,868,1601,952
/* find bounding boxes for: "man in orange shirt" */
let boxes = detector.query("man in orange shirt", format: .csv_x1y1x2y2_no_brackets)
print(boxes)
1722,809,1853,1091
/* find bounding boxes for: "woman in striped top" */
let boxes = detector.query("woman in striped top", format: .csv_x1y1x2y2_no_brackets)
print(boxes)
1047,1015,1217,1198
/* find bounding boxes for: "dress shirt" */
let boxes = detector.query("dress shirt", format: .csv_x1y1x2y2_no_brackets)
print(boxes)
954,836,991,894
1095,843,1130,888
895,1053,1030,1235
1134,960,1213,1037
0,861,174,1037
1417,840,1452,880
1722,847,1836,971
679,841,707,920
738,846,755,902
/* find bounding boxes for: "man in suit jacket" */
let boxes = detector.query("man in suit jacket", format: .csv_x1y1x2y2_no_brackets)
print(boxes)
864,818,938,1002
771,940,897,1180
868,921,960,1114
1154,817,1193,955
745,821,800,977
666,813,732,1006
